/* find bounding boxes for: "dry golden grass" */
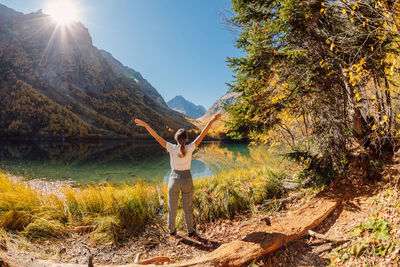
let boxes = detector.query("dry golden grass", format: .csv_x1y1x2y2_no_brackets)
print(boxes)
0,164,285,243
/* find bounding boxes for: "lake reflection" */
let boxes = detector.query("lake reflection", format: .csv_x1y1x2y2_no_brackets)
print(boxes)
0,141,280,185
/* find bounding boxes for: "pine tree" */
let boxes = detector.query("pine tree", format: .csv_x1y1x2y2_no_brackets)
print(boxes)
227,0,400,178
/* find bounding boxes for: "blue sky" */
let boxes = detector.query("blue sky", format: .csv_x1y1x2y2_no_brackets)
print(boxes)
0,0,242,109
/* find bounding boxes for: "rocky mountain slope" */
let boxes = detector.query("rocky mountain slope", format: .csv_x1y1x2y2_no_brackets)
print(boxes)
167,95,206,119
99,49,166,107
198,91,240,123
0,4,195,139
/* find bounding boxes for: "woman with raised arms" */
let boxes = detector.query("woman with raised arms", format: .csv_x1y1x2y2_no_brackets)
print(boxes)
135,113,221,237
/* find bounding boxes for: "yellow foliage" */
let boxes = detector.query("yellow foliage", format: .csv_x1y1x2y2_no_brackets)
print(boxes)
348,58,368,86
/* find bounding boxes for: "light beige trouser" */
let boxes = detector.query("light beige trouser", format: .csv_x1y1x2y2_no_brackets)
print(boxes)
167,169,194,234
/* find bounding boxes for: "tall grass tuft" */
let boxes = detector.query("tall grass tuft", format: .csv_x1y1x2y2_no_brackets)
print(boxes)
0,175,41,214
63,182,160,236
193,168,285,224
0,210,33,231
92,216,122,244
23,218,68,239
0,174,42,231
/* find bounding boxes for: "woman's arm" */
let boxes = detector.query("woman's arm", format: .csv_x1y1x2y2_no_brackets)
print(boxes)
194,113,222,147
135,119,167,149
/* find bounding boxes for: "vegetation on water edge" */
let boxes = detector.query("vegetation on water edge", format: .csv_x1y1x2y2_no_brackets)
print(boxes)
0,168,285,243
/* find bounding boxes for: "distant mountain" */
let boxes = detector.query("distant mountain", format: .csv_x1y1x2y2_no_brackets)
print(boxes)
0,4,195,139
167,96,206,119
199,91,240,123
193,91,240,140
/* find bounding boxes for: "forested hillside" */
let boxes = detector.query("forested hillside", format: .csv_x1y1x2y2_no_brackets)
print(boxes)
0,4,195,139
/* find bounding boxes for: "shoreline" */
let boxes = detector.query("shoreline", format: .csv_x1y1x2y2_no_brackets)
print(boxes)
0,142,275,186
0,134,245,143
5,173,73,199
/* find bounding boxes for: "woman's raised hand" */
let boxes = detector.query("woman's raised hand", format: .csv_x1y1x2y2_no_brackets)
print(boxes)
135,118,148,127
134,118,166,148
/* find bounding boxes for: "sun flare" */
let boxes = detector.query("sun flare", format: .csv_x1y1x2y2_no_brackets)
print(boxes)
44,0,80,25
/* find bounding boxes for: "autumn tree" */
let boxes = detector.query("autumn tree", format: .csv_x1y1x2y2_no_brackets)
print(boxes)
226,0,400,179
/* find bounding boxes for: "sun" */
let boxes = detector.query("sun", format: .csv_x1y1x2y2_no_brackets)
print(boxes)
44,0,80,25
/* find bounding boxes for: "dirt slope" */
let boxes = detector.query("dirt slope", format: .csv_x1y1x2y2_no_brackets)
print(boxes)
264,154,400,266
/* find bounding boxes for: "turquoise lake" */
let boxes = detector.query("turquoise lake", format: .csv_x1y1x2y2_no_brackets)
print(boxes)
0,141,281,185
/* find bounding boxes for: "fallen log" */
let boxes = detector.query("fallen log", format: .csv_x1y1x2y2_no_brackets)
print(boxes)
177,192,343,266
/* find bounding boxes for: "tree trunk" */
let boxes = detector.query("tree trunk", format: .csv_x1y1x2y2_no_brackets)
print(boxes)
384,76,392,136
341,69,364,138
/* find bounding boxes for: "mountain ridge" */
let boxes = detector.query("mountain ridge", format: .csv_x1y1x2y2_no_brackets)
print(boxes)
199,91,240,122
167,95,206,119
0,4,195,139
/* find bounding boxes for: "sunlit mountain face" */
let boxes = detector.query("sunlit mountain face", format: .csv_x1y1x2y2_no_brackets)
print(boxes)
0,4,195,140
